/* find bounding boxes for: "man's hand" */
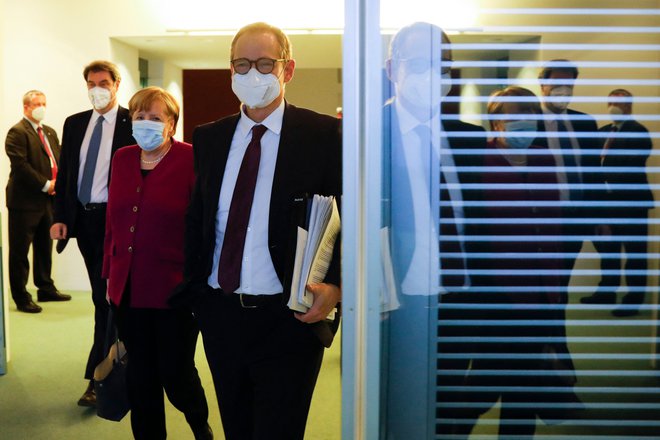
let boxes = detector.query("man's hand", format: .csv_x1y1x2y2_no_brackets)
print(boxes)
295,283,341,324
47,180,56,195
50,222,67,240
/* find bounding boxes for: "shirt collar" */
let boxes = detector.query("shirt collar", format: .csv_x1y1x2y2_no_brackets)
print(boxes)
394,97,440,136
237,100,285,140
23,116,41,132
93,103,119,124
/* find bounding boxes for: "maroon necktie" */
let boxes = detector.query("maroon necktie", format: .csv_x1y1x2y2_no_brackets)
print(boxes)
217,124,268,293
38,126,57,180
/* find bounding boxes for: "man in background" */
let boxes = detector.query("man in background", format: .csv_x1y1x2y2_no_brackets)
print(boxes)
5,90,69,314
538,60,601,301
591,88,653,316
50,60,134,407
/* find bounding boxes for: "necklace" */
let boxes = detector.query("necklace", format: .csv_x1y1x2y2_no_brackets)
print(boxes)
140,144,171,164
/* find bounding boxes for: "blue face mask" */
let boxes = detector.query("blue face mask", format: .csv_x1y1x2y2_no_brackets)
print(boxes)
504,120,537,150
132,120,165,151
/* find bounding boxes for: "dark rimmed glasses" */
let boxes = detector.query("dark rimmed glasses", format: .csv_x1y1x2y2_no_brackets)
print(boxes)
231,58,288,75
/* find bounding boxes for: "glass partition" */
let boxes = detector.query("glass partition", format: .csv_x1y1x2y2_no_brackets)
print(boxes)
367,3,660,439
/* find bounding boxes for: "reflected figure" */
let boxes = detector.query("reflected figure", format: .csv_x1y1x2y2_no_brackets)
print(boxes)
455,86,580,438
590,89,653,317
537,60,601,301
382,22,486,437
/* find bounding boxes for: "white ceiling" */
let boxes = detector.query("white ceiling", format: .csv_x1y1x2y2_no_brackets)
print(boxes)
113,33,539,70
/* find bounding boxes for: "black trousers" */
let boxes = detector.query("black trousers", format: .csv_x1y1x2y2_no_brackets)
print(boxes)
75,206,109,380
594,208,649,304
8,207,57,305
115,303,209,440
194,291,324,440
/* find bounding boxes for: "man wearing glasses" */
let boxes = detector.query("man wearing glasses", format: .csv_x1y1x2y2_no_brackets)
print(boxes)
175,22,341,440
382,21,486,437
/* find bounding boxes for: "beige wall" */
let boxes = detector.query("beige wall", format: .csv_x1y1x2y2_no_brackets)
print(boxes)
0,0,184,295
287,68,343,117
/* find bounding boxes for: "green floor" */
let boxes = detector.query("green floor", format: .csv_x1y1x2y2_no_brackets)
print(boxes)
0,291,341,439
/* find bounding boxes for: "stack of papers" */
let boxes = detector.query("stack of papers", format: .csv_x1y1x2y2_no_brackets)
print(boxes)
287,194,340,320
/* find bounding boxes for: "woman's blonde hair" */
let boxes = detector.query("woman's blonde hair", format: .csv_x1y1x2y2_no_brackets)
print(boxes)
487,86,541,130
128,86,180,136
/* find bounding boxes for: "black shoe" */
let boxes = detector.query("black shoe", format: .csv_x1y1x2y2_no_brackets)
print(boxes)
612,307,640,317
580,294,615,305
192,423,213,440
16,300,42,313
37,290,72,302
77,381,96,407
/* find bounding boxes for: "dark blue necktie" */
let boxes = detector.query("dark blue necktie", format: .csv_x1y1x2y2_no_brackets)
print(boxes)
79,115,104,205
557,119,582,201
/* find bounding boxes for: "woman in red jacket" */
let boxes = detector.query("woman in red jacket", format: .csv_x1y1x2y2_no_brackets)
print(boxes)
102,87,211,439
454,86,580,437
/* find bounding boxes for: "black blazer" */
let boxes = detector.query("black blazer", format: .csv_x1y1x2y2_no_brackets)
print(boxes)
179,102,342,344
53,106,134,250
5,118,60,211
599,119,653,204
537,108,602,198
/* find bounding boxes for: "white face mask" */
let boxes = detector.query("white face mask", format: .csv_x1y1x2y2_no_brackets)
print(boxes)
608,105,624,123
547,85,573,112
31,106,46,122
88,86,112,110
231,68,281,109
398,71,452,113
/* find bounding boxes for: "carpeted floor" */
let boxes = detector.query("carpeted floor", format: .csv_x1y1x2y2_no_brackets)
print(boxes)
0,291,341,439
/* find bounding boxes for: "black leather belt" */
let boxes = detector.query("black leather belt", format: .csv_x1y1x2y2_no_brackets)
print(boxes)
80,202,107,211
219,291,283,309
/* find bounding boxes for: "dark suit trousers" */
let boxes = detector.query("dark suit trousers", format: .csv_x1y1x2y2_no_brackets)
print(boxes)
75,206,110,379
194,291,324,440
8,206,57,305
115,300,209,440
594,208,649,304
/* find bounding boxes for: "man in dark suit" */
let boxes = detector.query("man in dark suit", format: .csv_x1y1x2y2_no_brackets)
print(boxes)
5,90,70,313
50,60,135,407
537,60,602,302
592,89,653,316
178,23,341,440
381,22,487,438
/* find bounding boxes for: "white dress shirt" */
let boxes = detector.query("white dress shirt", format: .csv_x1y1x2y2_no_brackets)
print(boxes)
542,107,582,202
393,100,469,295
77,104,119,203
208,101,284,295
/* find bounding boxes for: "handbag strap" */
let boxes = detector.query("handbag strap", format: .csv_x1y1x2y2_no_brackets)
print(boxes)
102,307,121,357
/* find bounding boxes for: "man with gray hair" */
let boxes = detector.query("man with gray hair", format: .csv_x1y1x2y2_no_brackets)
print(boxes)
591,88,653,316
5,90,69,314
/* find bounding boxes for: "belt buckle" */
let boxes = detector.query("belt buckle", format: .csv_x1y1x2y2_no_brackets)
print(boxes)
239,293,258,309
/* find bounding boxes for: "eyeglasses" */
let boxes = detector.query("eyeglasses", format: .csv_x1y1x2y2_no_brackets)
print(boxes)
400,57,453,75
231,58,288,75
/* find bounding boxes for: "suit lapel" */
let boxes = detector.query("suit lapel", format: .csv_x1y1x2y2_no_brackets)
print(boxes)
269,103,297,232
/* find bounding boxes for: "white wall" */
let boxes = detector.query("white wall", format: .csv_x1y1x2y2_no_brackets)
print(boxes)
0,0,182,295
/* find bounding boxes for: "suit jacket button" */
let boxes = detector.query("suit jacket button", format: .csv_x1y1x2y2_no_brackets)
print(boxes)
129,226,135,233
128,246,133,253
136,186,141,193
133,206,138,212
